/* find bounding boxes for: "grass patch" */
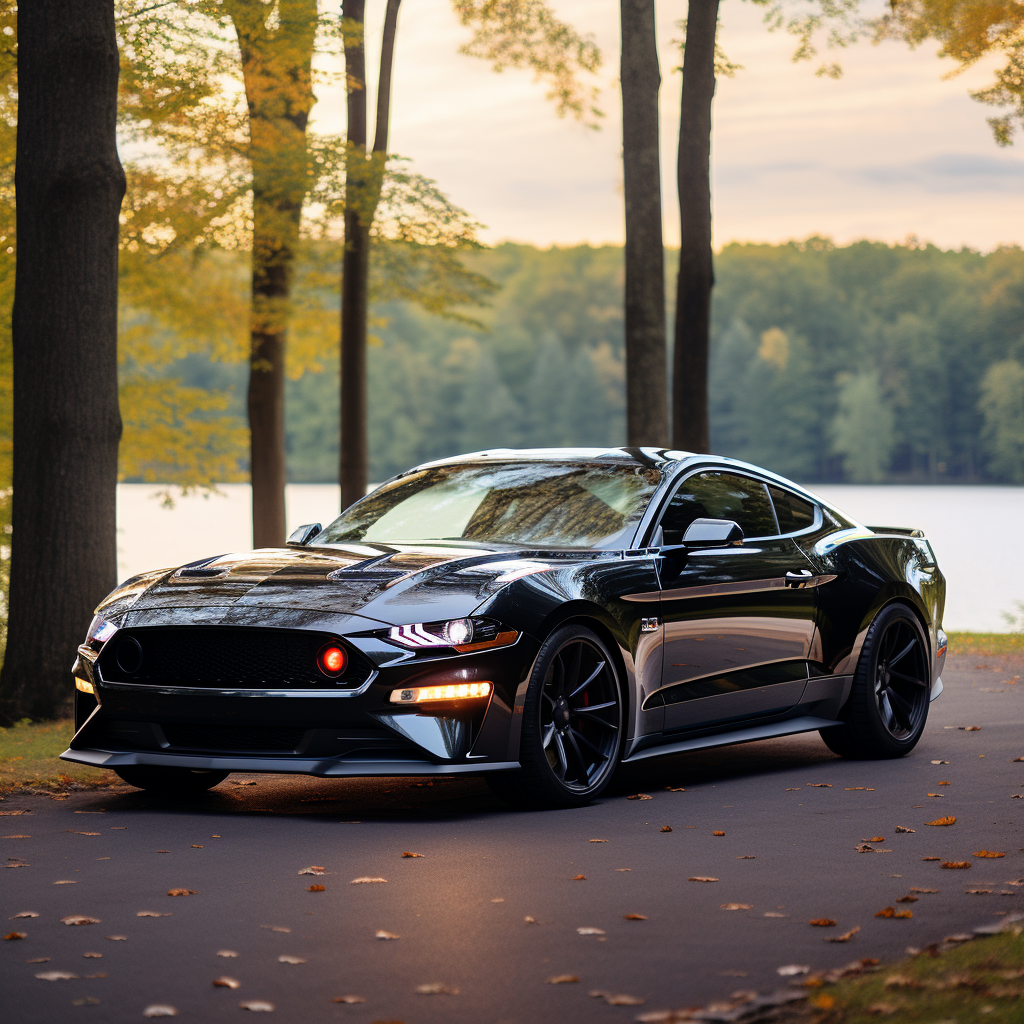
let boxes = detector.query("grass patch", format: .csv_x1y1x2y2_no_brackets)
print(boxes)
947,632,1024,658
0,719,113,794
797,927,1024,1023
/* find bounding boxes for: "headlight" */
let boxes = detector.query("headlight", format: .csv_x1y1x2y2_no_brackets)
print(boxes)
386,617,517,652
85,615,117,650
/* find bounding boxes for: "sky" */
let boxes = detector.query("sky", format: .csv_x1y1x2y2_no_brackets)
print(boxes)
309,0,1024,252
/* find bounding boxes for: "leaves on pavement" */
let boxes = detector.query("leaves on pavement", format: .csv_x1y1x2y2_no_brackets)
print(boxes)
721,903,753,911
330,996,366,1004
167,889,196,896
213,977,240,988
825,926,860,943
874,907,912,918
260,926,289,933
807,783,832,788
297,866,324,875
777,965,809,976
217,950,239,957
974,850,1006,858
350,877,387,884
547,975,580,984
375,930,400,940
863,837,885,843
577,927,605,935
713,831,725,836
689,876,718,883
895,826,916,833
591,990,645,1005
11,912,38,918
624,914,647,920
306,885,326,892
278,955,306,964
36,971,78,981
61,915,100,926
926,816,956,826
809,918,837,927
137,911,171,918
571,874,586,881
401,852,424,858
4,931,26,939
239,1001,274,1012
416,982,459,995
942,861,972,869
627,794,652,800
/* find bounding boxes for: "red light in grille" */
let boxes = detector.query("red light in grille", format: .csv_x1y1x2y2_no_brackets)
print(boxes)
318,644,347,676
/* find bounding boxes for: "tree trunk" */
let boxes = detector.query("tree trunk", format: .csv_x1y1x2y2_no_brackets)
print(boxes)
620,0,667,448
340,0,401,510
231,0,317,547
672,0,719,453
0,0,125,723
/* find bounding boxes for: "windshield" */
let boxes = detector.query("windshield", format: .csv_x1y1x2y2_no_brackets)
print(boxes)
315,461,662,549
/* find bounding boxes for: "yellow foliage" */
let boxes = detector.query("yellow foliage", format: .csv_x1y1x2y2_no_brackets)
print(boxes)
758,327,789,369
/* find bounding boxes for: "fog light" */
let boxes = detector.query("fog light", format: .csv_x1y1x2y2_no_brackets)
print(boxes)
389,681,492,704
75,677,95,695
318,643,347,677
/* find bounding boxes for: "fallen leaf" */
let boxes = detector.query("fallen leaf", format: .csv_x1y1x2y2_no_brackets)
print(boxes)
927,794,944,798
375,930,400,940
577,927,605,935
260,926,289,933
167,889,196,897
239,1001,274,1012
786,788,800,791
278,955,305,964
402,851,425,858
10,912,38,919
844,787,875,791
71,997,100,1007
736,855,755,859
83,952,102,958
875,907,913,918
884,974,921,989
666,787,686,792
4,931,26,940
721,903,753,911
864,837,886,843
825,926,860,943
52,880,77,884
26,957,50,963
67,831,101,836
297,866,324,876
589,839,607,843
942,861,971,869
627,794,652,800
926,816,957,826
966,889,993,894
524,916,538,924
974,850,1006,858
938,781,950,786
713,831,725,837
330,996,366,1004
137,911,171,918
856,844,877,853
921,857,941,862
217,950,238,957
931,760,950,765
811,994,837,1010
590,990,645,1005
895,895,918,903
36,971,78,981
659,826,673,832
192,845,203,849
3,835,30,839
615,868,632,871
689,876,718,883
61,916,100,926
961,726,981,731
807,783,832,788
895,826,916,833
909,887,938,893
350,877,387,884
624,914,647,920
213,977,240,989
571,874,586,881
764,912,786,918
809,918,837,927
106,935,127,941
777,965,809,976
306,885,325,892
547,975,579,984
0,810,30,815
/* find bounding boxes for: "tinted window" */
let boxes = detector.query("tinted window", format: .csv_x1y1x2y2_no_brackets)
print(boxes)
315,462,661,549
768,485,816,534
659,472,778,542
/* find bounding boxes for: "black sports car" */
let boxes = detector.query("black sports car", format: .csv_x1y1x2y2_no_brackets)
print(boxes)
64,448,947,807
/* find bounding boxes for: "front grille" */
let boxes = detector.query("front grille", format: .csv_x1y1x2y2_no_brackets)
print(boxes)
97,627,373,690
162,723,306,753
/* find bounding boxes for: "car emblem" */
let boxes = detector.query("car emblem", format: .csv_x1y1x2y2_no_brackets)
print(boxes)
641,617,660,633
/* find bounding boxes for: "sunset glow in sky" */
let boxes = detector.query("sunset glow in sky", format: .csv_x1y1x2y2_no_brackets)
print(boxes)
310,0,1024,251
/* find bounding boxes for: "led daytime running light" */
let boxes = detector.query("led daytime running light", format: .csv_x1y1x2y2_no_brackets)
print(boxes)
390,681,492,704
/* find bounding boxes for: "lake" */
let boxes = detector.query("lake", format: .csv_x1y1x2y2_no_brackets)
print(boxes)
116,482,1024,634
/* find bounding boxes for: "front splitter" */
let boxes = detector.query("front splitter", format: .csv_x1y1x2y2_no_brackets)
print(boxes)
60,747,520,777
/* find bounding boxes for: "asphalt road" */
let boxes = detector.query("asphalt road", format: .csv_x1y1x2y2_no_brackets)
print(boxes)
3,655,1023,1024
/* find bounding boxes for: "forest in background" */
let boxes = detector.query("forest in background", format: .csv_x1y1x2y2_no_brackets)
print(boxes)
135,236,1024,487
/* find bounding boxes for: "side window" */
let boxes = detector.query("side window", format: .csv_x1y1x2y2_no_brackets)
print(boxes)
659,472,778,543
767,485,816,534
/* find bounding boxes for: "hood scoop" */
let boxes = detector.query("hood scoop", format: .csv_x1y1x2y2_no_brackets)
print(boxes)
176,567,227,579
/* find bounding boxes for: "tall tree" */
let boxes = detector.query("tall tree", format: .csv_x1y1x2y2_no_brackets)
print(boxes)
620,0,668,447
673,0,720,452
227,0,318,547
339,0,603,508
0,0,125,722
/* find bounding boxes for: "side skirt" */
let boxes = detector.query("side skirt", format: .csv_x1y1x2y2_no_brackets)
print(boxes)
621,715,842,764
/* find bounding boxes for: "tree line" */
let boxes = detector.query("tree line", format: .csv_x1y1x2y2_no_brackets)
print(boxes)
151,237,1024,486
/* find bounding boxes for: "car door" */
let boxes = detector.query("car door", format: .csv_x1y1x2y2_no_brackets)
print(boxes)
650,470,819,732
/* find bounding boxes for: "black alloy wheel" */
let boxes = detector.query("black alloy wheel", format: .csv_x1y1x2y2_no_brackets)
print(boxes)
114,765,230,794
821,602,931,759
488,624,623,808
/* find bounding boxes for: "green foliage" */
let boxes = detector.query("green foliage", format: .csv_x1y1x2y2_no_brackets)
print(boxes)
830,370,896,483
978,358,1024,483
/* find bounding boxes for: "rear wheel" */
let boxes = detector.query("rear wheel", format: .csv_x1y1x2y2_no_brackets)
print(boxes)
114,766,229,794
821,603,931,759
487,624,623,808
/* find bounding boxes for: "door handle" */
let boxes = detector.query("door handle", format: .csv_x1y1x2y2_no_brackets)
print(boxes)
784,570,814,588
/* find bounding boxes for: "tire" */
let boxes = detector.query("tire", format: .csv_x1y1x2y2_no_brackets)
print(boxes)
114,765,230,794
820,602,931,759
487,624,624,808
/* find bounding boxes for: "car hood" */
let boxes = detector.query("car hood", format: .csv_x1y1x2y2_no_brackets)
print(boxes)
113,543,572,631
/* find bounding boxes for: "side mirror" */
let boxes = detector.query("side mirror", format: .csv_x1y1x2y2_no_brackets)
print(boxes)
287,523,322,547
681,518,743,548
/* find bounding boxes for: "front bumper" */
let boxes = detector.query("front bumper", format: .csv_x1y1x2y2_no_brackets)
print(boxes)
63,628,538,777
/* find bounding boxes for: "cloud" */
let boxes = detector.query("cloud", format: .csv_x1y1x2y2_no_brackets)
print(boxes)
858,153,1024,191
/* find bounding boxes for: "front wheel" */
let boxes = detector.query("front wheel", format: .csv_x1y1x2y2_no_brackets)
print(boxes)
114,765,230,794
488,624,624,808
821,602,931,759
